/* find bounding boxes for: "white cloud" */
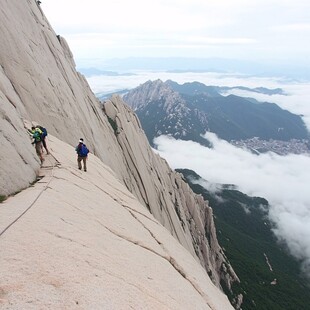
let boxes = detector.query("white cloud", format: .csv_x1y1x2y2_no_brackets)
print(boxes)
240,203,252,215
153,133,310,277
189,177,224,194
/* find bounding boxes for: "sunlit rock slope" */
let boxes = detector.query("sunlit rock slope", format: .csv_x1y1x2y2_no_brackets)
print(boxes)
0,135,233,309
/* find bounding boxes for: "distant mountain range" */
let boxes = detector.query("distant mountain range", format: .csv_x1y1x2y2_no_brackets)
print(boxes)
90,57,310,80
122,80,308,146
78,67,135,77
177,168,310,310
166,80,285,96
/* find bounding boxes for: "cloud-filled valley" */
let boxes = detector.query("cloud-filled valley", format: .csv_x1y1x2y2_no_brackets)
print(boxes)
154,132,310,277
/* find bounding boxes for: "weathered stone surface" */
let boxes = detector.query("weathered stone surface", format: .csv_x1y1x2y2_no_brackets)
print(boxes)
0,0,238,303
0,135,233,309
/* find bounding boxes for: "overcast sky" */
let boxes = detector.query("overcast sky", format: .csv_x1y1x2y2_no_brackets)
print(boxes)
43,0,310,66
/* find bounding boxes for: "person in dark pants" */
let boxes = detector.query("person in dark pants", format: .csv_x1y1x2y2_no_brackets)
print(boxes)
75,138,89,171
37,125,49,154
31,126,44,164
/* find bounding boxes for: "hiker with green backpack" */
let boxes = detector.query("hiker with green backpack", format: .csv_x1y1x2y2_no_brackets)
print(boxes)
75,138,89,172
30,126,44,165
36,125,49,154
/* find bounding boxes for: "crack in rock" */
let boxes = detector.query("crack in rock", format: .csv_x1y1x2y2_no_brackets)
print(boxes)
127,210,215,309
46,230,88,249
122,204,159,225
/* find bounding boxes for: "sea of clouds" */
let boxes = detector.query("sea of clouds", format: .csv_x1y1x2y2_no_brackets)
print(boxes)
87,71,310,277
153,133,310,277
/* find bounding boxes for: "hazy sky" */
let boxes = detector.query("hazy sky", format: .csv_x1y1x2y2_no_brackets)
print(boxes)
43,0,310,65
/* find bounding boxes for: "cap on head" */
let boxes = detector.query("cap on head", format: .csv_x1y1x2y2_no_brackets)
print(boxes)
79,138,84,143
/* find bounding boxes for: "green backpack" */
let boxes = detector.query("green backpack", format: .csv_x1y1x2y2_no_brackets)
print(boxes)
33,130,42,142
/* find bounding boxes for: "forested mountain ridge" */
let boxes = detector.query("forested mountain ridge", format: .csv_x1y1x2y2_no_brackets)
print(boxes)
123,80,308,146
177,169,310,310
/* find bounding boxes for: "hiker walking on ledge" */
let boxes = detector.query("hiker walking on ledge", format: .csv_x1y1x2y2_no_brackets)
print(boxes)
30,126,44,165
75,138,89,172
36,125,49,154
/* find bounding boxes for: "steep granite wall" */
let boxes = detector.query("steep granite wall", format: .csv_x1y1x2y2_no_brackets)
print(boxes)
0,0,238,296
0,0,126,195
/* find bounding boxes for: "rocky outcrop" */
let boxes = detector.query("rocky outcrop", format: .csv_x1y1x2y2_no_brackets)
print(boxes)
124,79,189,112
0,0,238,303
123,80,209,144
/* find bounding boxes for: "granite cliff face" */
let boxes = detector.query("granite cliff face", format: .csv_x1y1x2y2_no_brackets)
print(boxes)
0,0,238,307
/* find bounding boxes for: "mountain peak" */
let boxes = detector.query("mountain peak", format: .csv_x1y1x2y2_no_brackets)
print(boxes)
125,79,186,111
